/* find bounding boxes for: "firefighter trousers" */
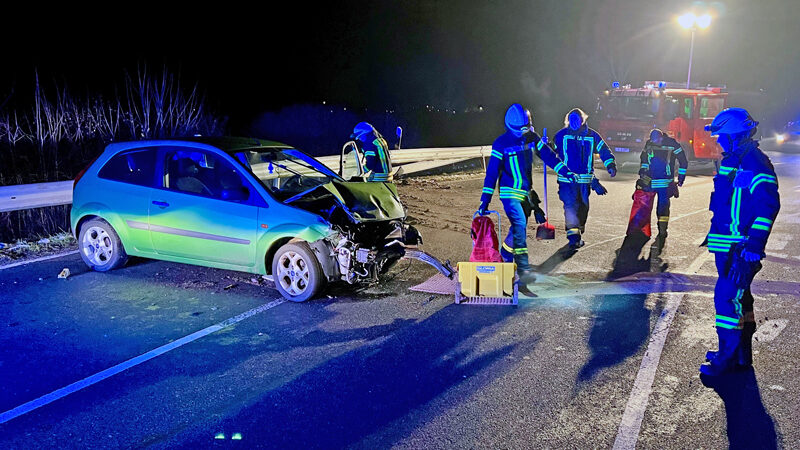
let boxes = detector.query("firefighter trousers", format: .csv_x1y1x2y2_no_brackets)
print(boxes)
713,252,758,334
650,187,671,229
558,182,591,244
499,198,530,271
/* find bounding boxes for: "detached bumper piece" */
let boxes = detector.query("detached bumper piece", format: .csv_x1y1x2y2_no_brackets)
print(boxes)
454,262,519,306
402,249,455,279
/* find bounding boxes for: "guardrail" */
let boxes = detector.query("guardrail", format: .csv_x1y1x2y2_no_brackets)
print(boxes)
0,146,490,213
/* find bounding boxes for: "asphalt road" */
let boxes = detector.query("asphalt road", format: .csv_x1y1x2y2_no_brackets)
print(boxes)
1,146,798,449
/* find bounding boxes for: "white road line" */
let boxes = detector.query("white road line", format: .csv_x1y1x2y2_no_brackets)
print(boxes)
0,250,79,270
611,243,712,449
683,250,712,275
0,298,286,424
612,293,684,450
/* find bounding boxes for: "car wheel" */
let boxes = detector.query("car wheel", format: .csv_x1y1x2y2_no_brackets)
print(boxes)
271,242,323,302
78,218,128,272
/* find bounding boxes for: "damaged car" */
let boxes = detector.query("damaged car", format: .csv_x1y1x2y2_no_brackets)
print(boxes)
71,137,452,301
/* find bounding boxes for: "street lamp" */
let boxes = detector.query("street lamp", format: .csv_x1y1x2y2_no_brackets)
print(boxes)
678,12,712,89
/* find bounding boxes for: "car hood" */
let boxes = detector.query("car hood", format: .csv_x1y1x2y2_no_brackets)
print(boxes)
286,180,405,223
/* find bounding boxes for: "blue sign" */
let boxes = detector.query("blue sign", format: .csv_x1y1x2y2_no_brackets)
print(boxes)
476,266,496,274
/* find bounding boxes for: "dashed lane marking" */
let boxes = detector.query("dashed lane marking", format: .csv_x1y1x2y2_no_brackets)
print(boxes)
0,250,79,270
0,298,286,424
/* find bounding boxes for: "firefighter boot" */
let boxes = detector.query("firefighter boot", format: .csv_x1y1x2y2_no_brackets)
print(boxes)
515,253,537,285
567,229,585,250
700,328,743,377
654,220,668,250
738,321,756,367
704,322,756,366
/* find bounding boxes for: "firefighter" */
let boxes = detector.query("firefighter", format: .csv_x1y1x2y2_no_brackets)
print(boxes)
351,122,392,182
478,103,575,283
552,108,617,250
701,108,780,377
637,128,689,249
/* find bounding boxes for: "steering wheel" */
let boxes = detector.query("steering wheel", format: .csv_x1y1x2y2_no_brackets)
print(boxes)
281,174,304,191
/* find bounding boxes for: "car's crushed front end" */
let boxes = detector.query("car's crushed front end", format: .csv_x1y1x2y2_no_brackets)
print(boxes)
287,179,453,283
236,145,453,285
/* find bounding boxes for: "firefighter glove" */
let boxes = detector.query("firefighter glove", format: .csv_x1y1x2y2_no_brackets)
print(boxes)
478,200,489,216
678,175,686,187
607,163,617,177
533,206,546,224
635,178,650,190
591,178,608,195
668,182,680,198
728,245,763,289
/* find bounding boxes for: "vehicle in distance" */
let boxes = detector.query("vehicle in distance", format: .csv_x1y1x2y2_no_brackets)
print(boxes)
596,81,727,163
71,137,451,302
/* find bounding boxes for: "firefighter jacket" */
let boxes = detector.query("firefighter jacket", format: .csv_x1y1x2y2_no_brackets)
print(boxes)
481,131,571,203
639,136,689,189
707,141,780,256
358,133,392,182
553,126,615,184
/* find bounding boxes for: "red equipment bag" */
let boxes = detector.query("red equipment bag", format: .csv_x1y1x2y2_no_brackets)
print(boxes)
627,189,656,237
469,214,503,262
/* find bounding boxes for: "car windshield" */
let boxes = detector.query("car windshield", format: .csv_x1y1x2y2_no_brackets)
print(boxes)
599,96,659,120
234,148,341,202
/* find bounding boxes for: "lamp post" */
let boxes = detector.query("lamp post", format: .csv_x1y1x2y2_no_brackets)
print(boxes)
678,13,712,89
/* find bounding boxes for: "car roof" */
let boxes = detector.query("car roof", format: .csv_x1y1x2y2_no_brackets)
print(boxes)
104,136,292,155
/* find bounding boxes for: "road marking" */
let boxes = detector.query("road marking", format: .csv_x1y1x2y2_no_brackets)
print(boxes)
612,293,684,450
611,243,711,449
0,250,80,270
753,319,788,342
683,251,712,274
0,298,286,424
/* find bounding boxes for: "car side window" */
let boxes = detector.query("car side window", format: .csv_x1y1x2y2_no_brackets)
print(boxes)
164,150,252,202
98,148,157,187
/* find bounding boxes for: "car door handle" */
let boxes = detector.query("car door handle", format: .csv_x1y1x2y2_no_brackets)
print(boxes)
152,201,170,208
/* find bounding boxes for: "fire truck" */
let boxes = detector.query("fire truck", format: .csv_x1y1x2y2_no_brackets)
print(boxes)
596,81,728,163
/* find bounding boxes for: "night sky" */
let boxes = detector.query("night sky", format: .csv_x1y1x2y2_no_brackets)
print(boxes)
2,0,799,138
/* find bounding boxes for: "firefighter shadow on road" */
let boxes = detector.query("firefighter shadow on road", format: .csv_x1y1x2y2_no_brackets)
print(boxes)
702,368,779,449
606,232,668,280
576,293,651,384
175,305,536,448
533,244,578,275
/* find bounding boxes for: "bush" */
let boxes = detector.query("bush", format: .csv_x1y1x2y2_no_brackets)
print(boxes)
0,67,226,242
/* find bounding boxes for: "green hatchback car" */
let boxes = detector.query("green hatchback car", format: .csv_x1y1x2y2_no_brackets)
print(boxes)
71,137,451,301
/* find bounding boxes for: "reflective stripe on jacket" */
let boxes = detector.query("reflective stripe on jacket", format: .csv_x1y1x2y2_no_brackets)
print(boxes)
553,126,614,183
707,141,780,255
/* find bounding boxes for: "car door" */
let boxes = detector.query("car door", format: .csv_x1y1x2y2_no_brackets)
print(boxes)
95,147,159,253
148,147,259,267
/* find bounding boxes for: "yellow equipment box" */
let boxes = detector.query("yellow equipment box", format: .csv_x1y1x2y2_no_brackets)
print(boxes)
456,262,517,301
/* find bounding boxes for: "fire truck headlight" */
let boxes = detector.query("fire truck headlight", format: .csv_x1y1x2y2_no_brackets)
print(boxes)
776,134,786,144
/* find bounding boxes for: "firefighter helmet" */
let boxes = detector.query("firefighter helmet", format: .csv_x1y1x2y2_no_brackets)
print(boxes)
649,128,664,142
351,122,375,140
505,103,532,137
705,108,758,136
564,108,589,130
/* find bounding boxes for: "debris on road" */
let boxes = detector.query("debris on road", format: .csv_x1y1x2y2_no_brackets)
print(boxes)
223,283,237,291
57,268,70,279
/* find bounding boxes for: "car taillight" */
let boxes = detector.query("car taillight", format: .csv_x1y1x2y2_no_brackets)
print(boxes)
73,155,100,190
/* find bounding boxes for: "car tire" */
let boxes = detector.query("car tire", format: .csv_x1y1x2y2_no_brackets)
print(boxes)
78,218,129,272
271,242,324,302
